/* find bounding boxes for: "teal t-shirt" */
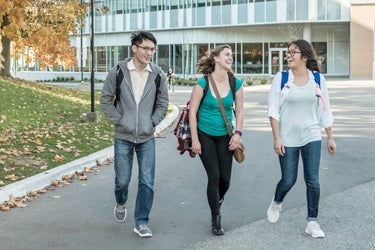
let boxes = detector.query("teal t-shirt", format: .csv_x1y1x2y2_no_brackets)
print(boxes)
196,76,243,136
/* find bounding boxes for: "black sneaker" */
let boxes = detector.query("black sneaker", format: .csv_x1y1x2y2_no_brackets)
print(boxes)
114,204,127,222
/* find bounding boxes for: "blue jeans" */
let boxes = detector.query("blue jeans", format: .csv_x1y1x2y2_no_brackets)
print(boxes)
114,138,155,226
274,140,321,221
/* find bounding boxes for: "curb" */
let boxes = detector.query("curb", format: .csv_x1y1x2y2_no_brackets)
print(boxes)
0,104,180,204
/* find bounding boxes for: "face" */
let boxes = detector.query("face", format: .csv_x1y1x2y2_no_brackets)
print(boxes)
214,47,233,71
132,39,156,67
286,44,306,69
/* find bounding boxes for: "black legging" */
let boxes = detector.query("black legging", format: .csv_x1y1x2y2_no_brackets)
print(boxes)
198,129,233,216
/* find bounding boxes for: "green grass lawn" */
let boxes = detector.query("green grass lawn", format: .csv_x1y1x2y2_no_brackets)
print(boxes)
0,78,173,187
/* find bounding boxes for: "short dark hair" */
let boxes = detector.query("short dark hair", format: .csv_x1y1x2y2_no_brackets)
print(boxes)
131,31,157,46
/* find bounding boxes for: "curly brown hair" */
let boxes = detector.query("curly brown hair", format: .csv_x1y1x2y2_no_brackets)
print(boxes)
196,44,234,75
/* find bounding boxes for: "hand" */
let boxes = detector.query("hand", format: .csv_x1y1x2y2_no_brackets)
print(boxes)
327,139,336,155
229,134,241,151
191,139,202,155
274,138,285,156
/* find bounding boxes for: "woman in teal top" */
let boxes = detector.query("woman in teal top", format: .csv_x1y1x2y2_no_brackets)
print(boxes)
189,45,244,235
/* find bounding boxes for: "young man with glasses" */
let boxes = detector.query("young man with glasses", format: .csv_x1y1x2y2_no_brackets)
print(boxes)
100,31,169,238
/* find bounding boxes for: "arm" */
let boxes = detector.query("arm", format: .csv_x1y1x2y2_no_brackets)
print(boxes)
319,75,336,155
152,72,169,127
270,117,285,156
229,84,244,151
189,84,204,155
325,128,336,155
100,66,122,124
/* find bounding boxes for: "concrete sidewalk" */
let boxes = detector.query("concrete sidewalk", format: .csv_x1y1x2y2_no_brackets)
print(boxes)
186,180,375,249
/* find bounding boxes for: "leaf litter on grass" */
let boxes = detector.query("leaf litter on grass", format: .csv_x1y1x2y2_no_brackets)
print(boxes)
0,78,114,206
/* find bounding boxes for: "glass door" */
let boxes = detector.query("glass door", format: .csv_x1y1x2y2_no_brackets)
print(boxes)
269,48,288,75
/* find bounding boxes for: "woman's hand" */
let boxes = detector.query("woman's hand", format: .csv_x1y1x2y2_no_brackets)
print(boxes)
229,134,241,151
327,138,337,155
274,137,285,156
191,139,202,155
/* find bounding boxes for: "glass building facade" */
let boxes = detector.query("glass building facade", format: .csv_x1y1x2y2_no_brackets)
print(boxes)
13,0,352,80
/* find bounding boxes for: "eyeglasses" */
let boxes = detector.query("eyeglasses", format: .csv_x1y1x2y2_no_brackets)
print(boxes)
136,45,156,53
286,50,302,56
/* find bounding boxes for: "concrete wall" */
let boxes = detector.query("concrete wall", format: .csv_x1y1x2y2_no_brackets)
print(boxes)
350,4,375,79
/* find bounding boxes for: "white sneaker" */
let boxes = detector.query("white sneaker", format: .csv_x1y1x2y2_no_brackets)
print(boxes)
267,199,282,223
305,221,325,238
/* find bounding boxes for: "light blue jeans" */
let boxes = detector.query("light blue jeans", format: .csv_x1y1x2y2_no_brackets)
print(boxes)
274,140,321,221
114,138,155,226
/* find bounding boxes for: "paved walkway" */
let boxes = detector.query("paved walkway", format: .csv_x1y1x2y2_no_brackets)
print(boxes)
1,80,375,249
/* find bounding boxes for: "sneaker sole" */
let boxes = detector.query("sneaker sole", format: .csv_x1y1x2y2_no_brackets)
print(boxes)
114,207,127,222
133,228,152,238
305,228,325,238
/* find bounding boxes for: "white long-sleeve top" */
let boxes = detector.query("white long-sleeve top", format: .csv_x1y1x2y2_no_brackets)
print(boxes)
267,69,334,146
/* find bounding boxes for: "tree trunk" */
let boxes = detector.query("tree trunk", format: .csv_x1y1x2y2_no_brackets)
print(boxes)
1,35,12,78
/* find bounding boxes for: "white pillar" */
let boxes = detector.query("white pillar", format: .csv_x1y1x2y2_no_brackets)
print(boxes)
373,21,375,80
303,23,312,42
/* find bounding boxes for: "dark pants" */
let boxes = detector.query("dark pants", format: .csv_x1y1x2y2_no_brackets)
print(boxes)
198,130,233,216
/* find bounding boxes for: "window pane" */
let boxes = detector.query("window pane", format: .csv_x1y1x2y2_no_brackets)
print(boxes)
266,0,276,22
255,0,265,23
312,42,327,73
242,43,263,74
296,0,308,21
238,3,248,24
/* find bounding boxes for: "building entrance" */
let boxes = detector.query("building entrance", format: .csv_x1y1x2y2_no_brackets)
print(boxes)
269,48,288,75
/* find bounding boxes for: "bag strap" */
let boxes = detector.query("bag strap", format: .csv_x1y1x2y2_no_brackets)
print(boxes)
208,74,234,137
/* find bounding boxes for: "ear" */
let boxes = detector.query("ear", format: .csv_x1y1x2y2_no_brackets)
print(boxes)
131,45,137,54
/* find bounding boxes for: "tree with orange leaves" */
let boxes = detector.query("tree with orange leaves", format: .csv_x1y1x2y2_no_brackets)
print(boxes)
0,0,86,77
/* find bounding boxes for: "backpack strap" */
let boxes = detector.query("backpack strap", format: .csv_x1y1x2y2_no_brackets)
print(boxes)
153,71,162,112
280,70,321,90
312,71,320,86
228,72,236,101
281,71,289,90
114,64,123,107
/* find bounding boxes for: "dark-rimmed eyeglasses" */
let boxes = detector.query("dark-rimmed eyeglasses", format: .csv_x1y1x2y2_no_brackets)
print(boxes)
286,50,301,56
136,45,156,53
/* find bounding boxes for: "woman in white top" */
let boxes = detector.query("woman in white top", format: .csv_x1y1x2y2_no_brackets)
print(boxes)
267,39,337,239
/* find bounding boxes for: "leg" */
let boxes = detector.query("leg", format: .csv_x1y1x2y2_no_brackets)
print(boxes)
216,134,233,204
134,138,155,226
198,130,221,216
301,140,321,220
274,146,300,203
114,138,134,205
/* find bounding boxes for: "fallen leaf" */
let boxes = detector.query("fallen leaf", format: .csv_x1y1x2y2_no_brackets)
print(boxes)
34,138,42,145
5,174,18,181
54,154,64,162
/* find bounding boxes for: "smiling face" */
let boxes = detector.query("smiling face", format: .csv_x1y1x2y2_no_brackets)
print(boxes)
214,47,233,72
286,44,307,70
132,39,156,68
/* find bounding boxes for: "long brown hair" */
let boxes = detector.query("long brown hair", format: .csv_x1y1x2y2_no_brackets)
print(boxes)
196,45,234,75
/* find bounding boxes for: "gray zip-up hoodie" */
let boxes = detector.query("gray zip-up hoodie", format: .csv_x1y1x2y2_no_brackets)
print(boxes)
100,58,169,143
